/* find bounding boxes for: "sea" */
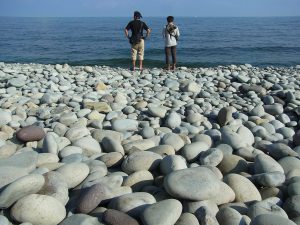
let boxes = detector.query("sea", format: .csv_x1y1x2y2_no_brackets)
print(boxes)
0,17,299,68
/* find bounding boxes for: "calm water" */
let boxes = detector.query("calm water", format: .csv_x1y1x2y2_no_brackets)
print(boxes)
0,17,299,68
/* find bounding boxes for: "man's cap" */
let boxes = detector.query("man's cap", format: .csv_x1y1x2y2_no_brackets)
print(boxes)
134,11,142,18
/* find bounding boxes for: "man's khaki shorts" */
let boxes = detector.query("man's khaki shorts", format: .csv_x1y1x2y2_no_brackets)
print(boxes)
131,39,144,61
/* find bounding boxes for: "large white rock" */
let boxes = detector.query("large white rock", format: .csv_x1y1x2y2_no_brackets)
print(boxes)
0,174,45,208
72,136,102,156
111,119,138,132
121,151,162,174
141,199,182,225
11,194,66,225
108,192,156,218
223,173,261,203
57,163,89,188
164,167,221,201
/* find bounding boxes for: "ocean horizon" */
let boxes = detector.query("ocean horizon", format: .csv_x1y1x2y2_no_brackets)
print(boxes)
0,16,299,68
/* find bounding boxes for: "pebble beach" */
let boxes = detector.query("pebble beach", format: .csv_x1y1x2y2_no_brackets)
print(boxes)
0,62,300,225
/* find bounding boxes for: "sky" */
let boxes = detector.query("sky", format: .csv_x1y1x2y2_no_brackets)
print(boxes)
0,0,300,17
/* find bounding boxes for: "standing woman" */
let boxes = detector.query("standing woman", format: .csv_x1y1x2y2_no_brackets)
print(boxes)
163,16,180,71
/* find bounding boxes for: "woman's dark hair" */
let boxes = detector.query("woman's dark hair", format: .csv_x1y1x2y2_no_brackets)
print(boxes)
167,16,174,23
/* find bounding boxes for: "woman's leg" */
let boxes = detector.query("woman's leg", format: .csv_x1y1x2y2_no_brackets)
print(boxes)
165,47,171,70
171,46,177,70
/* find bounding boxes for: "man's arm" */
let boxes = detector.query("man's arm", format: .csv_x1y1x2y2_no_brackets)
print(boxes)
125,29,129,39
146,29,151,39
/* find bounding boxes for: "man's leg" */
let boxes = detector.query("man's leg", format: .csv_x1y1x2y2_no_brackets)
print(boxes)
171,46,177,70
165,47,171,70
131,45,138,71
138,39,145,70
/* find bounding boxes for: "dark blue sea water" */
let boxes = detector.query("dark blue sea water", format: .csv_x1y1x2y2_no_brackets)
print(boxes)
0,17,299,68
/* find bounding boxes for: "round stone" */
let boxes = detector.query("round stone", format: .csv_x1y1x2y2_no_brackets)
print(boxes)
111,119,138,132
283,195,300,219
11,194,66,225
165,112,182,129
216,207,247,225
250,214,297,225
254,154,284,174
98,152,123,167
248,198,288,219
72,136,102,156
77,183,112,213
59,214,102,225
160,155,187,175
141,199,182,225
121,151,162,174
181,142,210,162
199,148,223,166
223,173,261,203
57,162,89,188
123,170,153,192
103,209,139,225
175,213,200,225
0,174,45,208
218,154,248,175
161,133,185,151
16,126,46,142
218,107,233,127
163,167,221,201
108,192,156,218
38,171,69,205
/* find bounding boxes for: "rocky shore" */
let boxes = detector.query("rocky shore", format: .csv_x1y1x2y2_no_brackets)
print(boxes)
0,62,300,225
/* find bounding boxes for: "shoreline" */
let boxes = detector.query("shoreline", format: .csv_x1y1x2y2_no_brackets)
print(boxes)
0,62,300,224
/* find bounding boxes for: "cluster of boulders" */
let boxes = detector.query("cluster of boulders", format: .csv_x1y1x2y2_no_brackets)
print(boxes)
0,62,300,225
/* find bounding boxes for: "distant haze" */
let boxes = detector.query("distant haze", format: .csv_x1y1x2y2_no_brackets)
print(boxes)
1,0,300,17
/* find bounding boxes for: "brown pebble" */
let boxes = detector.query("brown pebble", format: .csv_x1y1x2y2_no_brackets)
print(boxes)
16,125,46,142
103,209,139,225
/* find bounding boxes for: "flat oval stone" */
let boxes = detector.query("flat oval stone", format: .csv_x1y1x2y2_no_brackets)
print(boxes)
98,152,123,168
248,198,288,219
223,173,261,203
57,162,89,188
175,213,200,225
16,126,46,142
111,119,138,132
121,151,162,174
160,155,187,175
108,192,156,218
283,195,300,219
103,209,139,225
254,154,284,174
11,194,66,225
0,151,38,174
101,137,124,155
59,214,103,225
181,142,210,162
64,126,90,142
279,157,300,174
199,148,223,166
72,136,102,157
161,133,185,151
77,183,112,214
164,167,220,201
123,170,153,192
38,171,69,205
146,145,175,156
250,214,297,225
218,154,248,175
0,174,45,208
141,199,182,225
216,207,247,225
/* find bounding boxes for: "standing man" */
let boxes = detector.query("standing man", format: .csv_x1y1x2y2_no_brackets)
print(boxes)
163,16,180,71
125,11,151,71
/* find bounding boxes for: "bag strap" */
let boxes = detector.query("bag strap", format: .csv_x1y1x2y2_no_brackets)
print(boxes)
139,21,143,35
